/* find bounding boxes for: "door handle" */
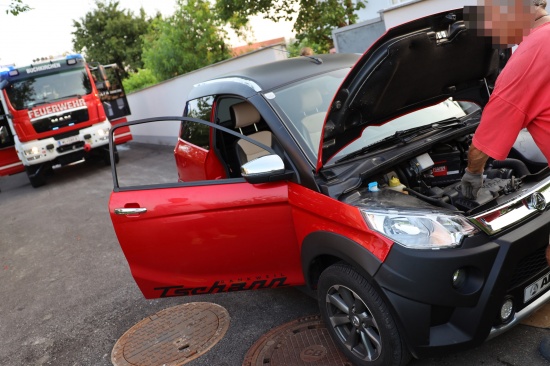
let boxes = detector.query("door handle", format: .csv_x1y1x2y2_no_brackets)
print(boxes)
114,207,147,215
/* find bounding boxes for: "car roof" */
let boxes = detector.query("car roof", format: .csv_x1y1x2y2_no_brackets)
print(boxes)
187,53,361,100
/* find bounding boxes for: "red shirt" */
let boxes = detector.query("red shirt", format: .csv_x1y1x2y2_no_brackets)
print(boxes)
473,22,550,163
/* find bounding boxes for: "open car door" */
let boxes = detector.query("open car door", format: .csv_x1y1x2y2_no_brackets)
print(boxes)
90,63,132,144
107,117,303,299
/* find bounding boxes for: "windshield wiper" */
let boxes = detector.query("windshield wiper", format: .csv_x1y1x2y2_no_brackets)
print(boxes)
51,94,83,102
28,100,51,107
28,94,83,108
334,117,463,163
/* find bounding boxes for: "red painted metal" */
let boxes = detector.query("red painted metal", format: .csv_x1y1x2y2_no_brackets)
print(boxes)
288,182,393,262
0,147,24,175
111,117,132,145
109,181,304,299
109,176,394,299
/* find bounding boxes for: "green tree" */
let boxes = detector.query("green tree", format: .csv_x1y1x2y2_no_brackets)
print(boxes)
216,0,365,53
5,0,30,15
72,0,154,79
122,68,158,93
287,37,324,57
141,0,231,82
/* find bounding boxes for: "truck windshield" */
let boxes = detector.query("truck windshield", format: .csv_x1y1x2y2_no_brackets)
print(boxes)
5,67,92,110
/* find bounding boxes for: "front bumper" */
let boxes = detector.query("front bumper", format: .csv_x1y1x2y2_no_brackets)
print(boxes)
374,210,550,358
16,120,111,166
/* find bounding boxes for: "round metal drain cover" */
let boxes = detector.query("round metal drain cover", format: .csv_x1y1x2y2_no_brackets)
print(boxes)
243,315,351,366
112,302,230,366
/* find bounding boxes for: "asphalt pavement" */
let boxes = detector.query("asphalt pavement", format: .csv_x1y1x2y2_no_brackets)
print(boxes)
1,141,549,366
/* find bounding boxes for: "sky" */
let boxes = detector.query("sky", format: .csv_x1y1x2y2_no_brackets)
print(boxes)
0,0,295,66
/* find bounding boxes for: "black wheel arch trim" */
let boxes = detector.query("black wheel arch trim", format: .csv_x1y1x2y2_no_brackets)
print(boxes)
301,231,382,289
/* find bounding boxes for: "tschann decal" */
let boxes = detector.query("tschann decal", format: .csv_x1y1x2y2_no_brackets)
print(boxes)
155,276,288,297
28,99,86,119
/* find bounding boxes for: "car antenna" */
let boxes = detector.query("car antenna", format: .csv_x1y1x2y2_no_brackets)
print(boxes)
303,56,323,65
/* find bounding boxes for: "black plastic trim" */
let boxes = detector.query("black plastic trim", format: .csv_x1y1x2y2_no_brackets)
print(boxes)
301,231,382,289
375,211,550,357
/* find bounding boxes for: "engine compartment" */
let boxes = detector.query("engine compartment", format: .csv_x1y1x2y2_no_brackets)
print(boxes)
342,134,547,215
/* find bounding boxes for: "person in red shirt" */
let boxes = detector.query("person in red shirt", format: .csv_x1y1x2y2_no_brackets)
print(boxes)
461,1,550,361
461,0,550,199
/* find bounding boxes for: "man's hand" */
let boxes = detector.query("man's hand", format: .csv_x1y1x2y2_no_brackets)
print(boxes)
461,169,483,200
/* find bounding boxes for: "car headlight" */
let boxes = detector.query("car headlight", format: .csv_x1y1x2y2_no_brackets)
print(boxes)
361,209,477,249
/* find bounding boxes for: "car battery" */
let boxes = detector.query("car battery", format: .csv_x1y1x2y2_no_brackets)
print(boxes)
425,147,463,186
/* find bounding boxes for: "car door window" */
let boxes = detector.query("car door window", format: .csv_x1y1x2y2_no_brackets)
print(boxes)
180,96,213,150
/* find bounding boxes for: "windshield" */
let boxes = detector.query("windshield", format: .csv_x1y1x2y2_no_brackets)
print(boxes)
267,68,477,167
267,68,350,164
5,67,92,110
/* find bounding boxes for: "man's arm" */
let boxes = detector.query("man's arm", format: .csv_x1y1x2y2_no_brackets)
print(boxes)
466,143,489,174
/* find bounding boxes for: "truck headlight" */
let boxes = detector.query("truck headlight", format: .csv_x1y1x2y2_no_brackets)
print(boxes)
97,128,109,137
24,146,40,156
361,209,477,249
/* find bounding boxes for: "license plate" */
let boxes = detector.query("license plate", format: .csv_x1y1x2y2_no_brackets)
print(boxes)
58,135,80,146
524,271,550,303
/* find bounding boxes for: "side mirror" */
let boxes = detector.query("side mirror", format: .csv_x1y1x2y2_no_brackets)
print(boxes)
95,80,111,90
241,155,292,184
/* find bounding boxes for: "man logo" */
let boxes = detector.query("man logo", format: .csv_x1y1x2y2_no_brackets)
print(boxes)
528,192,547,212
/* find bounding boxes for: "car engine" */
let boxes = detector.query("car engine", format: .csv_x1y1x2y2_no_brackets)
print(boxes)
342,133,548,216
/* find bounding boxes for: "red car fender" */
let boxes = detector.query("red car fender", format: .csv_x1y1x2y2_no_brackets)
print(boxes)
288,182,393,262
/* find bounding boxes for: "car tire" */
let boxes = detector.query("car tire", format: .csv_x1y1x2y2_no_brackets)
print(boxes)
318,262,411,366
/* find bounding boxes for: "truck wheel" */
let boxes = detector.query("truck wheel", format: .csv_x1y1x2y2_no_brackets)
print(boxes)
102,146,119,165
25,166,46,188
318,262,411,366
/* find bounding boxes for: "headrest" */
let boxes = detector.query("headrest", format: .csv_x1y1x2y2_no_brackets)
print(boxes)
300,88,323,112
231,101,261,128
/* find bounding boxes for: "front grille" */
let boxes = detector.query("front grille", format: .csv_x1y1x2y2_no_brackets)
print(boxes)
32,108,89,133
508,245,548,289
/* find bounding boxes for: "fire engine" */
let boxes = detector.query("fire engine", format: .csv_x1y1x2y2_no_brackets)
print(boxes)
0,54,132,187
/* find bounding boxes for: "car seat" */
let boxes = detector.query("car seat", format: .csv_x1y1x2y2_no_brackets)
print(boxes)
231,101,273,166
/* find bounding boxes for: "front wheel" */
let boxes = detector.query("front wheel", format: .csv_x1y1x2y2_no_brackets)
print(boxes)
318,262,411,366
101,145,119,165
25,165,46,188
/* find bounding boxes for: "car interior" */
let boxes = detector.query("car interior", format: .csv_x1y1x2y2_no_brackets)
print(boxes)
214,98,276,178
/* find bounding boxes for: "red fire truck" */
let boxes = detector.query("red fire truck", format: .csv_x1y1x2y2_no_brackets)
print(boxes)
0,54,132,187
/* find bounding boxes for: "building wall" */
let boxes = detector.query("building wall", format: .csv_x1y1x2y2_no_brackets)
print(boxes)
333,18,386,54
382,0,476,29
126,45,288,145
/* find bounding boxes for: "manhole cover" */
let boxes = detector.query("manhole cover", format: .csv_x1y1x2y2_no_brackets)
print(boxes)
243,315,351,366
112,302,230,366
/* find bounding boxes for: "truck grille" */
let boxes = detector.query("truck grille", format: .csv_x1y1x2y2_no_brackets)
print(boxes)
32,108,90,133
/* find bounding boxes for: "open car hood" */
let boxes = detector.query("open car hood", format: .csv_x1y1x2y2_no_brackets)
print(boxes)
318,8,505,169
